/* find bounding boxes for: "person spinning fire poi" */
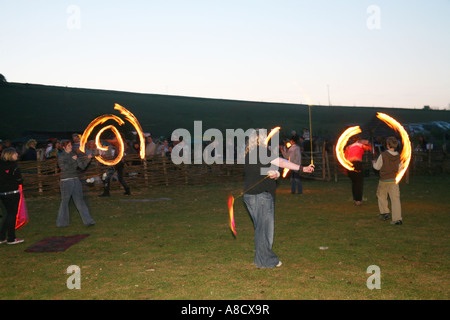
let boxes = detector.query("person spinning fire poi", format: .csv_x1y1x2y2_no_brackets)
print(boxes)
57,140,96,227
344,135,371,206
98,136,131,197
244,130,314,268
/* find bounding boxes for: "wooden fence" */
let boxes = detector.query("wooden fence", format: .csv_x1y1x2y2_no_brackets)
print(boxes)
19,154,245,196
17,146,449,196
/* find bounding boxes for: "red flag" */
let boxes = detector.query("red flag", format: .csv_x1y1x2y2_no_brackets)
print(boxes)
16,185,29,230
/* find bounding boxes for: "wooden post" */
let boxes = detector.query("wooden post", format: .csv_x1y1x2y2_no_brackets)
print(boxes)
34,149,43,195
162,156,169,186
183,164,188,184
332,144,338,182
321,142,326,180
143,159,149,187
325,150,331,181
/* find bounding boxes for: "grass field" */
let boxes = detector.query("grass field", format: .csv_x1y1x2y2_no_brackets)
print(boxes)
0,174,449,300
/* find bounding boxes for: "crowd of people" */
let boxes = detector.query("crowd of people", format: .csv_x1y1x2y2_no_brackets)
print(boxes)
0,125,431,251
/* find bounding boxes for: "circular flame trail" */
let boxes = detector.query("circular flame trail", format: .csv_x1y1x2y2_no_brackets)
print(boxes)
79,104,146,166
375,112,411,183
335,126,362,172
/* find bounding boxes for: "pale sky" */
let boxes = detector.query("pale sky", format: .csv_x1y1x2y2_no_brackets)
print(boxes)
1,0,449,109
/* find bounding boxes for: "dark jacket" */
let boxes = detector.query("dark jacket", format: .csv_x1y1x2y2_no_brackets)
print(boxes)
0,160,23,193
244,146,277,199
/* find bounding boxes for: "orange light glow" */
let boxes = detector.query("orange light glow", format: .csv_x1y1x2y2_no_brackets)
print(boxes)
265,126,280,146
376,112,411,183
227,194,236,236
96,125,125,166
335,126,362,171
79,114,124,153
114,103,146,160
79,104,145,166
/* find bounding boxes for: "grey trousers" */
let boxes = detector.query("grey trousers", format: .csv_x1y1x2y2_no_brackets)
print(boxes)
244,192,279,268
57,178,95,227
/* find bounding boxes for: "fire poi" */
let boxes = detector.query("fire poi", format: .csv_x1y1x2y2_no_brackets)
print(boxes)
227,126,280,237
79,103,146,166
375,112,412,183
335,113,411,183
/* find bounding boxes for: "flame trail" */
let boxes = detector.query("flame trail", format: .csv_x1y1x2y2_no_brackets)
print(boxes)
265,126,280,146
335,126,362,171
79,104,146,166
376,112,412,183
227,195,236,237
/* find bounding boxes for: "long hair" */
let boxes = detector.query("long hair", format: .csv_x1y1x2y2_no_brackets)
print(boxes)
245,129,267,154
1,147,18,161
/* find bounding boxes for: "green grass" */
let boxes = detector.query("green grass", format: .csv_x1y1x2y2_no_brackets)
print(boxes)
0,175,449,300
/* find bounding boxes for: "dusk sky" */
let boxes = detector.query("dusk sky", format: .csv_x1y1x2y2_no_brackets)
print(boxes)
1,0,449,109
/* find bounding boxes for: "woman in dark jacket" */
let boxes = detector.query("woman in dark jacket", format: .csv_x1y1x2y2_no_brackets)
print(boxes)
0,147,24,245
57,140,96,227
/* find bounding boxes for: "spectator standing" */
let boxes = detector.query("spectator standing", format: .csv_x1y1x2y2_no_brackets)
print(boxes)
22,139,37,161
145,135,157,158
281,135,303,194
0,148,25,244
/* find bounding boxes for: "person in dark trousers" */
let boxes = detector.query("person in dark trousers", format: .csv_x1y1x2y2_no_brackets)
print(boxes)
344,135,371,206
0,148,24,245
281,135,303,194
98,137,130,197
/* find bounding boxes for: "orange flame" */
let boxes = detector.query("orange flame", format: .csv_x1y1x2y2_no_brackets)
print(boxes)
265,126,280,146
335,126,362,171
227,194,236,236
114,103,146,160
282,142,291,178
79,104,145,166
376,112,411,183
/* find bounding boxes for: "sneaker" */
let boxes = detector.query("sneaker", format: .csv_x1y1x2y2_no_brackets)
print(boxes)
0,239,6,244
390,220,403,225
7,239,24,245
379,213,390,221
276,261,282,267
